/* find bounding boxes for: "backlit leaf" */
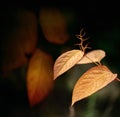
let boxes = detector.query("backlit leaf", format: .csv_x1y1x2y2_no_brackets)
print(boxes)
54,50,84,80
72,65,117,106
77,50,105,64
39,8,69,44
27,49,54,106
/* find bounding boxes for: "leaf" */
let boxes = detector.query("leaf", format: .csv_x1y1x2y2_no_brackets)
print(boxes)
0,9,37,74
39,8,69,44
77,50,105,64
54,50,84,80
27,49,54,106
72,65,117,106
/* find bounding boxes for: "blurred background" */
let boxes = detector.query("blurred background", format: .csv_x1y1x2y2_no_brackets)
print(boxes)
0,1,120,117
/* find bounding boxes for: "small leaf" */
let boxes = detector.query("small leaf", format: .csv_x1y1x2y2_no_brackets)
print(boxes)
77,50,105,64
72,65,117,106
27,49,54,106
54,50,84,80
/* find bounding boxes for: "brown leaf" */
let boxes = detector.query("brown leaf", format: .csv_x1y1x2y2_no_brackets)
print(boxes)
0,10,37,74
27,49,54,106
72,65,117,106
77,50,105,64
39,8,69,44
54,50,84,80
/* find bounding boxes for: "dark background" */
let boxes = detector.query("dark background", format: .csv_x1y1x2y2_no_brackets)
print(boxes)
0,1,120,117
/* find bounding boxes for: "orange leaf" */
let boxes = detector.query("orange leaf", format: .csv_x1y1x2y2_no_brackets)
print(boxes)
39,8,69,44
27,49,54,106
77,50,105,64
54,50,84,80
72,65,117,106
0,10,37,74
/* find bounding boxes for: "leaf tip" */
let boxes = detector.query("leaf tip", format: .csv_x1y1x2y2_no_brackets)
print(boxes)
53,76,56,80
71,102,74,107
53,72,58,80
